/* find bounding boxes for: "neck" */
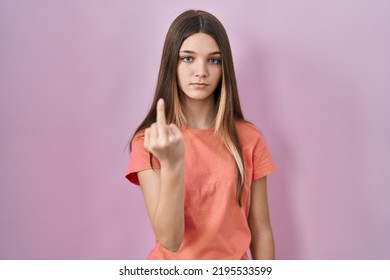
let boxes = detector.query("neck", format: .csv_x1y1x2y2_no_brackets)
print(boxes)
182,96,216,129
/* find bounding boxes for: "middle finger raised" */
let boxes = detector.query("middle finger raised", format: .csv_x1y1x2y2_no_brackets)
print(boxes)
156,99,167,139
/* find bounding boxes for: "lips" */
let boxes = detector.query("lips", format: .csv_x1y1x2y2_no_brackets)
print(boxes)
190,83,209,89
191,82,209,85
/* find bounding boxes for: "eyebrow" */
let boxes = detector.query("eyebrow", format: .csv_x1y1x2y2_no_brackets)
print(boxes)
180,50,221,55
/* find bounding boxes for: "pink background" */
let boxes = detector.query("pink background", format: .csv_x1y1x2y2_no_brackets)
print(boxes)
1,0,389,259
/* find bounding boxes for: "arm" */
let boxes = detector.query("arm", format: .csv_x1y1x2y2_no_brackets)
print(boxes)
248,176,275,259
138,99,185,252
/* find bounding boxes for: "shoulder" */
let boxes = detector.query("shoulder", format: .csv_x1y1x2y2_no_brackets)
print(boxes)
235,121,276,177
130,130,145,149
235,120,264,143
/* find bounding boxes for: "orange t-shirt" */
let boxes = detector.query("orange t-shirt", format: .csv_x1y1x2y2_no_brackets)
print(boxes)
126,121,276,259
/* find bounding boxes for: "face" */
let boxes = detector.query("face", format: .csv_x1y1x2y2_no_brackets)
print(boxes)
177,33,222,103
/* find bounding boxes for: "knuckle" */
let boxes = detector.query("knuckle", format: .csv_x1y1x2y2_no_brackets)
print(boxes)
158,139,168,147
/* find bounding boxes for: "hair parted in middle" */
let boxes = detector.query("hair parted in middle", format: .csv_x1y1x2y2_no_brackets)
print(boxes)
131,10,247,206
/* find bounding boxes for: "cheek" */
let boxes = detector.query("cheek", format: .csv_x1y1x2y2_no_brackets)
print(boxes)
212,68,222,84
176,67,185,88
177,65,188,82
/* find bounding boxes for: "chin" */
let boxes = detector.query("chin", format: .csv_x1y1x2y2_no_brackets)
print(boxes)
183,92,214,101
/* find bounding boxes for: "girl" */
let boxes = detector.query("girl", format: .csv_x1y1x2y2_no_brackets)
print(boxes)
126,10,276,260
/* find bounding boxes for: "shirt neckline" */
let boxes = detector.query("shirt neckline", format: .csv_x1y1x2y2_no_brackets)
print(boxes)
183,127,215,133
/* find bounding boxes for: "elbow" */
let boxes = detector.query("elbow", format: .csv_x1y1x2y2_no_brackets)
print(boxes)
251,226,274,242
158,231,184,253
162,241,182,253
159,240,183,253
153,212,185,252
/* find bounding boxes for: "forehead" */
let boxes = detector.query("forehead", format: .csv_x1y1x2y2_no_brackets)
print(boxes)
180,33,220,52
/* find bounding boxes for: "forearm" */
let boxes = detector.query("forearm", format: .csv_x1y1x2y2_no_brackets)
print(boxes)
250,229,275,260
152,161,185,251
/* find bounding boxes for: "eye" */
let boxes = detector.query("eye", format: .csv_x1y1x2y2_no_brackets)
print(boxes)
209,58,221,64
181,56,193,63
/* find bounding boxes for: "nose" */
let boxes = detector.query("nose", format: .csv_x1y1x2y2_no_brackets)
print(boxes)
194,60,208,78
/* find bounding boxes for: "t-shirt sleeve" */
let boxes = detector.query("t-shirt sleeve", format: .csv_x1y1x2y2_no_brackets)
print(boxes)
125,135,160,186
252,133,276,180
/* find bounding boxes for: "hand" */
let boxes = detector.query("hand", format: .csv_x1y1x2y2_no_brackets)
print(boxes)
144,99,185,166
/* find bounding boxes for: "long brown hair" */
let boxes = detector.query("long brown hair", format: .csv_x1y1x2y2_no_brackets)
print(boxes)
130,10,246,206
